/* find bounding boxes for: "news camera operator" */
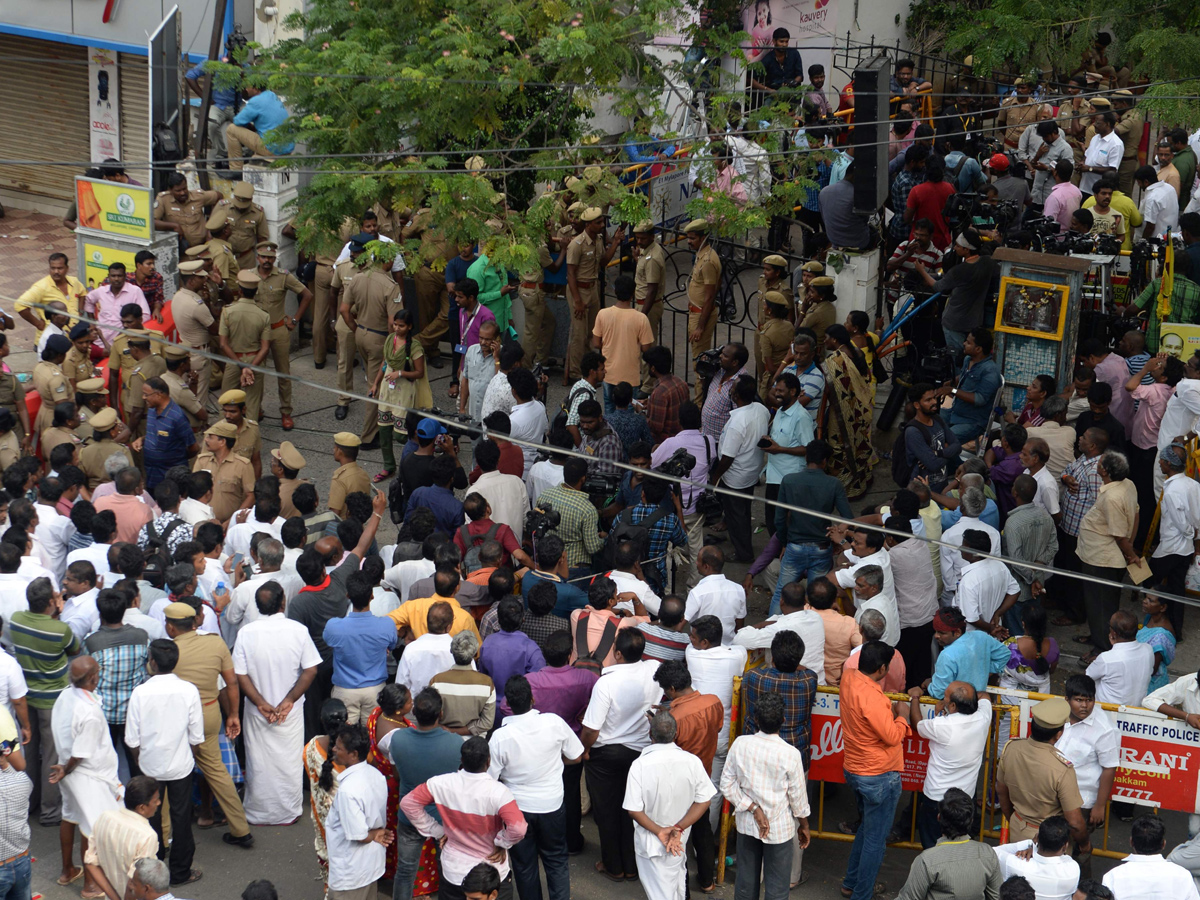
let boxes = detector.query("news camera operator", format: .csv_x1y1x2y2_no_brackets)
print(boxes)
396,416,470,518
533,456,606,580
911,228,996,361
651,401,717,590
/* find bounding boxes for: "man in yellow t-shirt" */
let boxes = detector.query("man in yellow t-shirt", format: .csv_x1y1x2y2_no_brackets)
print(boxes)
592,274,654,413
15,253,82,332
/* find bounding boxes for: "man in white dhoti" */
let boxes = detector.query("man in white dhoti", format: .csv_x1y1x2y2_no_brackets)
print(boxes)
232,579,321,825
623,711,717,900
50,656,122,900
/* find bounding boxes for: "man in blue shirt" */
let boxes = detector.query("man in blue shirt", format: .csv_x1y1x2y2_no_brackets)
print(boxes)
185,60,237,163
944,327,1002,444
521,533,587,618
137,377,198,491
322,570,398,724
922,607,1009,699
225,85,294,172
763,373,814,538
406,455,465,537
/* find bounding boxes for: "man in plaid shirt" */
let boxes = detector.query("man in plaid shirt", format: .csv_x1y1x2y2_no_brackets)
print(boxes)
741,630,818,768
888,146,928,246
1131,262,1200,352
536,458,605,576
642,346,689,443
1052,426,1107,626
82,589,149,775
576,399,626,476
610,477,688,591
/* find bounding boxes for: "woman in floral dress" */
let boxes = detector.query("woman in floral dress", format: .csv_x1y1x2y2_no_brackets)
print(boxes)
369,308,433,482
822,324,877,498
302,699,348,884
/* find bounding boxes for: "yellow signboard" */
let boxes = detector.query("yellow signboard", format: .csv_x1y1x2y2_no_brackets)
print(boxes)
1160,322,1200,360
81,243,138,290
75,177,153,240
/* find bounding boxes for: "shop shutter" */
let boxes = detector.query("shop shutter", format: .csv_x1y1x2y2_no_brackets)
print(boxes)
119,53,150,175
0,36,89,201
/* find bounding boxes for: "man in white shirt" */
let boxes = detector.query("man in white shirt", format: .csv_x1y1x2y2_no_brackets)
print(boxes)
232,581,320,826
395,606,457,696
224,538,302,630
1080,113,1124,197
955,530,1020,633
623,710,717,900
59,562,101,643
335,218,406,275
326,725,392,900
489,674,584,900
125,639,204,885
1057,674,1120,838
1104,815,1200,900
0,545,29,654
734,581,826,683
1151,445,1200,639
470,442,531,541
1145,669,1200,726
580,629,662,881
383,550,437,604
685,547,747,645
993,816,1080,900
709,374,770,563
1086,609,1155,707
223,497,284,560
719,692,810,900
1023,438,1061,523
832,527,897,609
1138,165,1180,237
33,484,75,581
907,681,992,848
938,488,1001,602
507,369,549,478
883,516,939,687
609,544,663,617
844,563,900,648
686,616,749,829
1156,372,1200,497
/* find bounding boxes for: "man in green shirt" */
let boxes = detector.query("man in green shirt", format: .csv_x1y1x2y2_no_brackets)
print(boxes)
1131,256,1200,352
11,575,80,825
465,254,516,332
1170,128,1198,214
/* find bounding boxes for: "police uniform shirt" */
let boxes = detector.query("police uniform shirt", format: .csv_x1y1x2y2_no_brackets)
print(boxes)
331,259,360,295
233,419,262,465
127,355,169,412
401,209,450,264
206,239,239,283
107,334,161,384
688,243,721,312
81,439,133,489
347,270,400,333
33,361,70,406
635,241,667,304
757,274,793,309
566,232,602,283
1115,108,1144,158
63,347,93,385
162,371,205,428
760,317,793,370
329,462,371,517
193,451,256,523
172,289,216,349
996,738,1084,835
279,476,308,519
215,200,270,261
154,189,223,248
220,299,272,354
0,432,19,474
256,267,308,327
41,426,81,457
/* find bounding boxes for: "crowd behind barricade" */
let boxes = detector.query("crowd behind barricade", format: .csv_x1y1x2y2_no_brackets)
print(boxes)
8,29,1200,900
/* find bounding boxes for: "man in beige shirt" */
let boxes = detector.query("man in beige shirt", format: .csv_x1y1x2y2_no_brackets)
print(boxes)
1076,450,1138,660
1024,395,1075,479
171,261,216,411
83,776,161,900
805,575,861,686
633,220,667,393
160,346,207,431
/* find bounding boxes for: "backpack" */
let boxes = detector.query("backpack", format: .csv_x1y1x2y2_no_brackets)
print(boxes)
144,517,189,554
388,476,405,524
573,610,619,676
552,384,596,433
892,417,949,489
603,506,671,570
460,522,501,574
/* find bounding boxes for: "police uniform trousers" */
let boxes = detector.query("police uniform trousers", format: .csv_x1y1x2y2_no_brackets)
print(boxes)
567,282,600,381
312,262,336,367
1117,157,1138,196
687,308,718,402
520,284,556,366
356,326,387,442
194,700,250,837
336,319,358,408
222,352,266,422
267,323,293,417
188,348,212,413
414,267,447,357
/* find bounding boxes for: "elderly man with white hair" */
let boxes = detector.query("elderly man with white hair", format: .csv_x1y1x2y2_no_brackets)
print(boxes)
428,630,496,736
90,454,159,511
128,857,172,900
939,487,1001,604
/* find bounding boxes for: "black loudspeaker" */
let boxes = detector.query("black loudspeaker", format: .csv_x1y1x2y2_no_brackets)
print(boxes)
850,53,891,215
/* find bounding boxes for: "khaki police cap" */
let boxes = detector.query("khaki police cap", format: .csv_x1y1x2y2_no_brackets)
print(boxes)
164,601,198,621
763,254,788,268
465,155,486,172
89,407,118,432
810,275,835,287
207,207,234,230
76,378,105,395
219,389,247,406
271,440,307,470
1113,89,1134,98
683,219,710,233
566,201,585,215
178,260,206,274
237,271,261,289
582,165,603,183
580,207,603,223
126,329,151,345
255,241,278,257
1090,97,1112,109
232,182,255,202
1031,697,1071,730
564,176,581,189
206,421,239,438
632,219,655,234
334,431,362,447
764,290,789,305
183,245,211,259
162,344,189,360
801,261,825,272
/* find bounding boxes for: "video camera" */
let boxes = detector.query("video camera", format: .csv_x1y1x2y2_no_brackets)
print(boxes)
655,448,696,480
917,345,957,386
583,473,623,509
1041,230,1123,257
525,504,561,544
413,407,478,442
943,193,1019,235
694,348,722,382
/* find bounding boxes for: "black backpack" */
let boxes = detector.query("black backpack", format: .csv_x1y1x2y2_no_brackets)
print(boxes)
892,417,950,488
603,506,671,570
144,517,189,554
460,522,501,574
552,385,596,432
573,610,619,676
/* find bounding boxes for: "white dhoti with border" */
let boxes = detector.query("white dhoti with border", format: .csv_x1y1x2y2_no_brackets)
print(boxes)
242,710,305,825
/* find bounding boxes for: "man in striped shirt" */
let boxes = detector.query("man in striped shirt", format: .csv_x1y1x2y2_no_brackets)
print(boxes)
400,736,528,900
10,576,79,825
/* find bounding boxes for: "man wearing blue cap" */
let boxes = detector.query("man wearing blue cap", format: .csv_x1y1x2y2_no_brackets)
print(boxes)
398,419,468,518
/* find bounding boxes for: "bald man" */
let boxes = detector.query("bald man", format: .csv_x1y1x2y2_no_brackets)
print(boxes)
51,656,122,895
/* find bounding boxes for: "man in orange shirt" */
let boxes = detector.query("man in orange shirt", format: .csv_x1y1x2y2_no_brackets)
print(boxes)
654,659,724,892
805,577,861,686
839,641,910,900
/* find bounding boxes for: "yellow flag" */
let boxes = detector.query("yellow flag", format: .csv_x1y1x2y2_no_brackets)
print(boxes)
1157,239,1175,322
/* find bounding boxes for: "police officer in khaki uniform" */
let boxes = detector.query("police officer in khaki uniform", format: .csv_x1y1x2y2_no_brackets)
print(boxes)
758,293,795,396
997,79,1041,150
74,377,109,431
995,698,1091,863
198,211,240,284
125,331,168,438
161,344,208,430
1112,89,1143,195
632,220,667,394
211,182,270,271
79,407,133,490
63,323,95,390
270,441,308,518
518,240,559,369
1057,76,1094,172
329,432,371,518
41,404,82,459
685,219,722,401
754,254,793,382
341,246,400,446
172,260,218,413
153,173,222,249
567,208,623,381
32,335,72,452
403,208,451,362
253,241,312,432
799,276,838,358
311,252,338,369
219,271,272,422
106,306,161,412
192,420,255,524
219,389,263,480
797,259,824,295
330,238,368,420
